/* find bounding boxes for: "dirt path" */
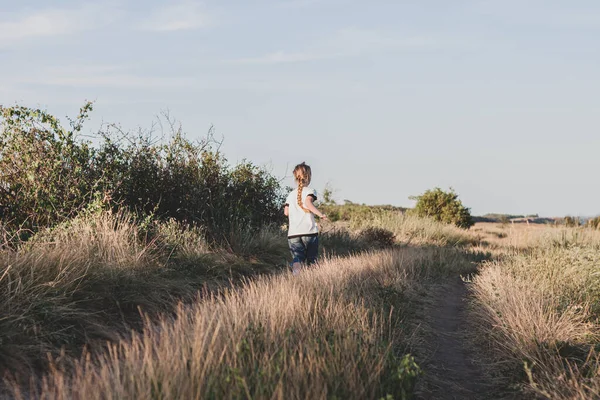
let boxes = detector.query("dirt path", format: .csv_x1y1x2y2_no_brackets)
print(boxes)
416,278,499,400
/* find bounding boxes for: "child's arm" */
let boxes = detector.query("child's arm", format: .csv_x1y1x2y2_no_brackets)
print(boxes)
305,196,327,219
284,205,289,216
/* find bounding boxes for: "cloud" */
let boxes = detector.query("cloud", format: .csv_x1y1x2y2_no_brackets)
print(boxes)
138,1,212,32
0,4,121,42
231,28,439,65
0,1,212,45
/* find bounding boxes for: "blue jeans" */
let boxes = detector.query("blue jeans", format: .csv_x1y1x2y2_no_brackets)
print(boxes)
288,235,319,266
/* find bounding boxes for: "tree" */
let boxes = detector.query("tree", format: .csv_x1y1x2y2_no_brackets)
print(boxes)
321,182,336,206
409,187,474,229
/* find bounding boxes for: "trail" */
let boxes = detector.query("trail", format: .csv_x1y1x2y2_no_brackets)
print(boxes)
416,278,500,400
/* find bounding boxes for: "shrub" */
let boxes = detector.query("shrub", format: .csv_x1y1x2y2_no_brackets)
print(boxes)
90,123,286,241
358,227,396,248
563,216,580,227
498,215,510,225
319,228,369,257
409,187,474,229
0,103,96,237
0,104,285,242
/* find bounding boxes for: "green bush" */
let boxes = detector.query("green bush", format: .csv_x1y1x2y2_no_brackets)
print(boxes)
409,187,474,229
0,103,96,237
0,103,285,242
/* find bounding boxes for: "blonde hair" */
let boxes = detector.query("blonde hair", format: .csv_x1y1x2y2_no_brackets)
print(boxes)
293,162,312,213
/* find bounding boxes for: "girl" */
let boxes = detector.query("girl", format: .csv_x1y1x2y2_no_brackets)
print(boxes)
284,162,327,274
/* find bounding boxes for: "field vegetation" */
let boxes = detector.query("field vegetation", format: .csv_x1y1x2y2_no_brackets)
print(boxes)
0,103,283,243
1,206,481,399
471,223,600,399
2,104,600,399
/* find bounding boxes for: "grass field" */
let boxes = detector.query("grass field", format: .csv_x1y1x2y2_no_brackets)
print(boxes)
2,209,600,399
471,222,600,399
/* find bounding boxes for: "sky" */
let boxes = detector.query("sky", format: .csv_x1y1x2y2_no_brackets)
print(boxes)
0,0,598,217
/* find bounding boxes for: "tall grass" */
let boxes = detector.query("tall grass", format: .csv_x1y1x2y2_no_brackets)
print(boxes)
478,223,600,251
7,246,472,400
471,244,600,399
0,211,286,380
346,211,479,247
11,205,593,399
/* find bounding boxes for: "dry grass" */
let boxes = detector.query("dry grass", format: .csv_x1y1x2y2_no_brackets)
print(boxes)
6,207,600,399
6,247,473,400
471,239,600,399
3,208,475,399
335,211,480,247
473,222,600,251
0,211,287,381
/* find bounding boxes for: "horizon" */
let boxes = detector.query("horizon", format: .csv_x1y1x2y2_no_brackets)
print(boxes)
1,0,598,217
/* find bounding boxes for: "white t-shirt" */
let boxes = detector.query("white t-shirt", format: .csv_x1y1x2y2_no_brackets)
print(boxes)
285,187,318,237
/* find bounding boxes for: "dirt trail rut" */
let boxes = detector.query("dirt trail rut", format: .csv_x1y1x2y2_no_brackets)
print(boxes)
416,278,499,400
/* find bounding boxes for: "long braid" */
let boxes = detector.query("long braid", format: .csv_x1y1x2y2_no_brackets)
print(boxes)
297,180,310,213
294,163,311,213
